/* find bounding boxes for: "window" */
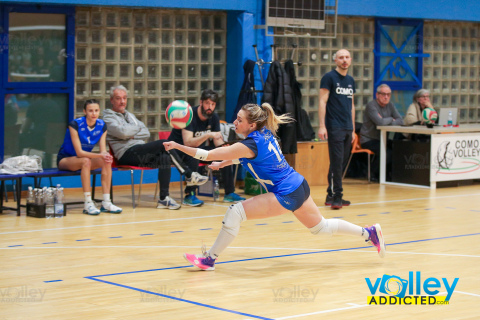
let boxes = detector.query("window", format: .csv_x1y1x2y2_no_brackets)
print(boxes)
75,8,227,133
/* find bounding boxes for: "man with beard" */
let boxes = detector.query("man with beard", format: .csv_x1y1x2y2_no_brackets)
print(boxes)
169,89,245,206
318,49,355,210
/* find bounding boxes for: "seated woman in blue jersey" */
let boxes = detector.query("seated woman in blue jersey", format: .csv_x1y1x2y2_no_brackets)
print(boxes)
57,99,122,215
163,103,386,271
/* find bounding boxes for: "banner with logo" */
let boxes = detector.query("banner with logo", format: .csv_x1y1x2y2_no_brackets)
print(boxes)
431,133,480,182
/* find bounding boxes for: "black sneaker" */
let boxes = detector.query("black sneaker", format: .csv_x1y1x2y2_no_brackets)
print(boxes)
325,195,350,207
325,195,334,206
331,195,343,209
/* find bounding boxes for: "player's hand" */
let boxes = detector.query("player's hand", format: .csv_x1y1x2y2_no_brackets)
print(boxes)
210,132,223,140
351,131,356,145
318,127,328,140
163,141,177,151
101,152,113,163
209,161,224,171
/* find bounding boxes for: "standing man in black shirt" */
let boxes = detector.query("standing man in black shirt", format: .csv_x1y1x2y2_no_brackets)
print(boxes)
318,49,355,210
169,89,245,206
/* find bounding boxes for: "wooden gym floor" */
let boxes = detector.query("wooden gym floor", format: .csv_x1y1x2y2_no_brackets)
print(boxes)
1,180,479,319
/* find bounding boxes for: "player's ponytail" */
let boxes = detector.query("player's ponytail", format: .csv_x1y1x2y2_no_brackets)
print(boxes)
241,103,293,135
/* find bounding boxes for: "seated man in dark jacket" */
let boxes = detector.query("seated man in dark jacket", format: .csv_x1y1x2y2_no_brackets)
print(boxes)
359,84,404,181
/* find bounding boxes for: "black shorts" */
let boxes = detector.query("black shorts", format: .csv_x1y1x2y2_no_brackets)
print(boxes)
274,179,310,212
56,151,70,168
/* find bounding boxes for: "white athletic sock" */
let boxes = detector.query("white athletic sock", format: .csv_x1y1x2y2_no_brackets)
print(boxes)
361,227,370,240
103,194,111,203
208,229,236,259
84,192,92,203
310,218,365,238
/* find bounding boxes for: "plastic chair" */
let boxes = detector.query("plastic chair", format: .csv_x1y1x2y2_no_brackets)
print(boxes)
109,147,159,209
342,133,375,182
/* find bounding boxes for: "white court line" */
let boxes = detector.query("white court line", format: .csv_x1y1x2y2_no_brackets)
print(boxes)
439,291,480,298
347,192,480,206
0,245,327,250
354,250,480,258
2,245,479,259
455,291,480,298
1,191,479,236
0,214,224,235
275,303,368,319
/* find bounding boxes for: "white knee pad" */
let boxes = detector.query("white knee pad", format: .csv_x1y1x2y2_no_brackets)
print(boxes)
221,202,247,237
310,218,339,236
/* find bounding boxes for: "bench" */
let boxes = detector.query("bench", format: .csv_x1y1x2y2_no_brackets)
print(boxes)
0,168,112,216
28,168,112,210
0,173,25,216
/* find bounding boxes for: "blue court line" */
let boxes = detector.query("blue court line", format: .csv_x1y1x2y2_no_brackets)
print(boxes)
109,236,122,239
256,223,268,225
282,221,294,223
140,233,154,236
7,245,23,247
170,231,184,233
42,242,57,244
380,212,390,214
87,232,480,279
383,232,480,246
425,208,434,210
332,216,343,219
402,210,413,212
44,280,63,283
470,210,480,212
76,239,91,242
85,276,273,320
85,232,480,319
357,214,367,216
199,228,212,230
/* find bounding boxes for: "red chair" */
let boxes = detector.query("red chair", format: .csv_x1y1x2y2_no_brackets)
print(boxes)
343,133,375,182
109,147,158,209
158,131,216,201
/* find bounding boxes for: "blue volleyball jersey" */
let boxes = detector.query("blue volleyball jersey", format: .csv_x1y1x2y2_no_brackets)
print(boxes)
59,117,107,157
239,128,304,196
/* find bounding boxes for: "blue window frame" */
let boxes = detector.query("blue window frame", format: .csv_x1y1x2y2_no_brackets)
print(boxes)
374,18,430,92
0,4,75,162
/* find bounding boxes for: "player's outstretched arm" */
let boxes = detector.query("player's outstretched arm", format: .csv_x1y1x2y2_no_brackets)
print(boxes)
163,141,254,161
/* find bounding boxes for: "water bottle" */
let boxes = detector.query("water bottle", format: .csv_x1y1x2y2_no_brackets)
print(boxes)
27,186,35,204
447,111,453,127
45,190,55,219
213,179,220,201
54,187,64,218
35,189,43,205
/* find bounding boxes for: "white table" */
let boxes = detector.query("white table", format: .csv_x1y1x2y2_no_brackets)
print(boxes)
377,124,480,189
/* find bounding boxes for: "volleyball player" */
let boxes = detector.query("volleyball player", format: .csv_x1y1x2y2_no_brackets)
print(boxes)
164,103,386,270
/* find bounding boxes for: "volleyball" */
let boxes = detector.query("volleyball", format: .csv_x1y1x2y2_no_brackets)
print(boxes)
422,107,438,125
165,100,193,129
